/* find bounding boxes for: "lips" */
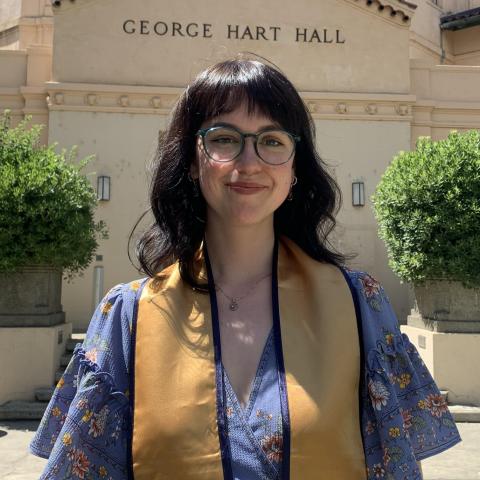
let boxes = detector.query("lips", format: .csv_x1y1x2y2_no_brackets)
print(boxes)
226,182,267,194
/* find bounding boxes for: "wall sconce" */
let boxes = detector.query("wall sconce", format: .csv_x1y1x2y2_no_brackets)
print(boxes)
97,175,110,201
352,181,365,206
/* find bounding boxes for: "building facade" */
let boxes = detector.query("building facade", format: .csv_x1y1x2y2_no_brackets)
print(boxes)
1,0,480,333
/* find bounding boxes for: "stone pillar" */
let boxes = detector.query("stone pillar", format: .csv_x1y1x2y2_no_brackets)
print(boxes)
402,280,480,406
0,266,71,404
0,266,65,327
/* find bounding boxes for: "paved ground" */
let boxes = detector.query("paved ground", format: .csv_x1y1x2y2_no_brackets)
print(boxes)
0,421,479,479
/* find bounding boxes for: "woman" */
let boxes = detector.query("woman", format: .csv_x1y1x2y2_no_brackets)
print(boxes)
30,59,461,479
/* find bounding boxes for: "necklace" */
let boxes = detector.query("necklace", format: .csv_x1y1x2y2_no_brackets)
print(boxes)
215,273,271,311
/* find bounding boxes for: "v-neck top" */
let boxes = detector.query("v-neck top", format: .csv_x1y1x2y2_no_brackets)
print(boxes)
222,327,284,480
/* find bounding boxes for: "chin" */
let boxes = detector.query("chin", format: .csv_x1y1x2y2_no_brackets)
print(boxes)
228,210,274,227
207,204,278,228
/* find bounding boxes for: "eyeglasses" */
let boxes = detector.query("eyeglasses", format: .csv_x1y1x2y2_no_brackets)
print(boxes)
196,125,300,166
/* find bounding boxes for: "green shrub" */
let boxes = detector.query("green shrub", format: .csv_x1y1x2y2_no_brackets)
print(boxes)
0,110,108,279
372,130,480,288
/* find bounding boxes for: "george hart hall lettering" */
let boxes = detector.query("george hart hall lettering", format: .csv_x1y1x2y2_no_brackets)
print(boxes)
122,20,346,44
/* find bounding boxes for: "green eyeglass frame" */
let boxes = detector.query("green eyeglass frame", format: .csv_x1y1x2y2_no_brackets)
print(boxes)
196,125,301,165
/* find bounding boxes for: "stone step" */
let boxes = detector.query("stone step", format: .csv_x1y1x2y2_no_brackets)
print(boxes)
449,405,480,423
0,400,47,420
71,333,87,342
34,387,55,402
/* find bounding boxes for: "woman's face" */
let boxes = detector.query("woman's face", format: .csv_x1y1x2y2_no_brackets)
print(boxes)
190,103,295,229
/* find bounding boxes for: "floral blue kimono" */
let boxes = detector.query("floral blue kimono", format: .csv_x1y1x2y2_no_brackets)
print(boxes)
30,265,461,479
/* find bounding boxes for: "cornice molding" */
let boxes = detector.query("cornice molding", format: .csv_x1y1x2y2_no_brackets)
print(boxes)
410,60,480,73
3,82,480,129
344,0,416,26
44,82,417,121
412,100,480,130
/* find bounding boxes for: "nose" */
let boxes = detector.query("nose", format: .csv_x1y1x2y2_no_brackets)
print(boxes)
235,136,262,172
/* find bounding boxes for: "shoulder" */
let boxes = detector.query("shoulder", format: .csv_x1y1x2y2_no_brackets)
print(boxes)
101,278,148,311
82,278,149,371
342,268,388,304
340,268,403,349
96,278,148,321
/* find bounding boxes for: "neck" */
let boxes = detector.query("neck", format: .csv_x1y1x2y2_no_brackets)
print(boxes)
204,220,275,288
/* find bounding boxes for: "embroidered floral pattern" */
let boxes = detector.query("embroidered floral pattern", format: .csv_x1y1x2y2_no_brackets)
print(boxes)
261,432,283,463
62,433,72,446
372,462,386,478
29,283,136,479
359,272,388,312
365,420,376,435
66,447,90,479
255,409,283,466
425,393,449,418
130,281,141,291
85,348,97,363
101,302,113,315
88,406,109,438
396,373,411,389
368,379,390,410
352,270,461,479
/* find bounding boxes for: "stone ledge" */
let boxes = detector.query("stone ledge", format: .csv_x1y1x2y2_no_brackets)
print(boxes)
0,312,66,327
0,401,47,421
448,405,480,423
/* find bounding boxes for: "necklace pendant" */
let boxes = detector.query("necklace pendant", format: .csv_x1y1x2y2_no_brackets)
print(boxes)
229,300,239,311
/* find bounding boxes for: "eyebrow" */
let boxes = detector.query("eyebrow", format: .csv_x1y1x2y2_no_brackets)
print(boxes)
207,121,282,133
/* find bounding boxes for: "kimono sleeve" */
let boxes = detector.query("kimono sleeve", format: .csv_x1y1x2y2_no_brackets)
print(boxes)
348,270,462,479
29,280,143,480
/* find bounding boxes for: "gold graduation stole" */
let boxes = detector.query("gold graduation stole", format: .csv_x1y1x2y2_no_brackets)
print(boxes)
132,237,366,479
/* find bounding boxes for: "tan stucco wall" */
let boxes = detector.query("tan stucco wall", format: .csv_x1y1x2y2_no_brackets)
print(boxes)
411,60,480,144
0,49,26,86
0,46,51,142
409,1,480,66
0,0,53,50
448,25,480,65
0,322,72,404
48,109,165,331
447,0,480,10
409,0,445,64
314,119,411,321
0,0,22,31
402,325,480,406
51,0,412,94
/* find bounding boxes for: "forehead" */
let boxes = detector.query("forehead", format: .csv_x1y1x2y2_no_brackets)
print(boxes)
202,105,281,132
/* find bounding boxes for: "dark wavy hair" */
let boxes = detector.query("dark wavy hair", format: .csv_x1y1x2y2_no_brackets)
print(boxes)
133,58,346,290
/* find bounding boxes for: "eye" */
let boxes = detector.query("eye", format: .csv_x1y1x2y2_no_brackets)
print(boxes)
211,135,239,144
206,127,241,145
264,137,283,146
260,135,285,147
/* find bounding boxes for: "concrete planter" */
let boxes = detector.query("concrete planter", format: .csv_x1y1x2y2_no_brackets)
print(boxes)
409,280,480,333
0,266,65,327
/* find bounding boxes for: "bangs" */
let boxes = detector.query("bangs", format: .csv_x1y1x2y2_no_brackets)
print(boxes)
187,60,303,133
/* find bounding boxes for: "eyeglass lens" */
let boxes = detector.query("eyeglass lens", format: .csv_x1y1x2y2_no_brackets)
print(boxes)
203,127,295,164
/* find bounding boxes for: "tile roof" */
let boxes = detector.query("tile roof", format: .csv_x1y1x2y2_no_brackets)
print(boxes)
441,6,480,22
